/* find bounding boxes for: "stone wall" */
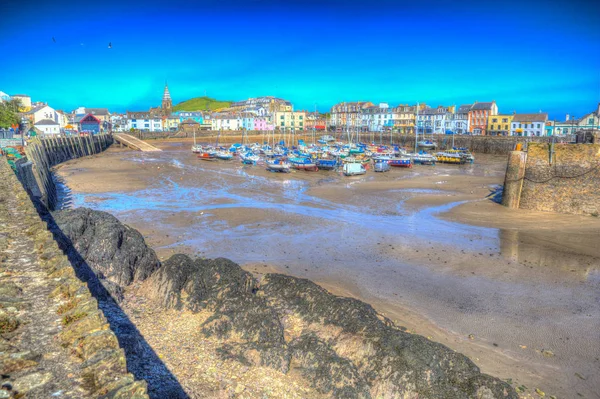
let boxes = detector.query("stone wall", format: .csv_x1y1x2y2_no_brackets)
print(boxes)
517,143,600,215
0,158,148,398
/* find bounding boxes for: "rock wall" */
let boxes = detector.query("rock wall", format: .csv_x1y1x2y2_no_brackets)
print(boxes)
0,158,148,398
53,206,519,399
517,143,600,215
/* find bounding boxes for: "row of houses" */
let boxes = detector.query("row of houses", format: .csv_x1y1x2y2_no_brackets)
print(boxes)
330,101,600,137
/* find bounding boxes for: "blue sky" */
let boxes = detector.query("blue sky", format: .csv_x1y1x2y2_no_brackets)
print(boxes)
1,0,599,119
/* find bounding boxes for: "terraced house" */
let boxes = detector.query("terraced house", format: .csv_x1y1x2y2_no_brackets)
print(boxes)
468,101,497,135
487,114,513,136
392,104,419,134
361,103,394,132
510,113,548,136
274,111,306,131
126,111,163,132
330,101,374,130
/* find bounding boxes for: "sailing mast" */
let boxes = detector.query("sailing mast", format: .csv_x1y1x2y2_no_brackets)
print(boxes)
415,102,419,153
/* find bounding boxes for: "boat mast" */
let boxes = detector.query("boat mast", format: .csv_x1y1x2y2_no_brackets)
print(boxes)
415,102,419,153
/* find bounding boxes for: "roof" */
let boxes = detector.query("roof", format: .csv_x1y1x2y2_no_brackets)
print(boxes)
26,105,49,114
34,119,59,126
457,104,472,113
181,118,200,124
86,108,110,116
470,102,494,110
512,113,548,122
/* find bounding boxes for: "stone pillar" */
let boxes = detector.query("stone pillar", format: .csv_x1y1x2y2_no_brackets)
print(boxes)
502,150,527,209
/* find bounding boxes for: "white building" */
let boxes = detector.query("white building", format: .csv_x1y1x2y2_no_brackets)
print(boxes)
0,91,10,102
450,104,471,134
211,114,242,131
34,119,60,135
511,113,548,136
126,112,163,132
25,105,57,124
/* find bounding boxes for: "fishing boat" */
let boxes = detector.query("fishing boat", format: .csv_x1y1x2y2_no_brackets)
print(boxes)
389,156,412,168
343,162,366,176
435,151,465,164
288,157,318,171
452,148,475,163
316,158,338,170
319,135,335,143
266,158,291,173
417,140,437,149
407,152,437,165
374,160,391,172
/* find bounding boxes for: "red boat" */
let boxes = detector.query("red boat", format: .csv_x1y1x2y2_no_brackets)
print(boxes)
389,157,412,168
198,152,216,161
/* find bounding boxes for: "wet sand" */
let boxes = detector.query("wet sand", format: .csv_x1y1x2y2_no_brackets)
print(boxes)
56,140,600,399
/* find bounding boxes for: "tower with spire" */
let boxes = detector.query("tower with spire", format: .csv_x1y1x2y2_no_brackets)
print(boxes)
161,82,172,116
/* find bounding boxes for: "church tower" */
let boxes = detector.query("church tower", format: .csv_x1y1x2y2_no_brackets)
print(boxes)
161,83,172,116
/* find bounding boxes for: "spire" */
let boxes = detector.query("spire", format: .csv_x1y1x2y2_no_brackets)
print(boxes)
163,82,171,101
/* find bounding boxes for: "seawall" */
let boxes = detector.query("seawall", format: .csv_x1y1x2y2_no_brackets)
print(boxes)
14,134,113,211
133,130,572,155
0,158,148,398
502,143,600,215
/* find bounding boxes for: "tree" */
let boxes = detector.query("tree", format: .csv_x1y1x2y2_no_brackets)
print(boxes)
0,99,22,128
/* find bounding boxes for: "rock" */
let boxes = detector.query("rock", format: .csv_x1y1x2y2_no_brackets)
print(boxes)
52,208,160,287
12,372,53,394
0,312,19,334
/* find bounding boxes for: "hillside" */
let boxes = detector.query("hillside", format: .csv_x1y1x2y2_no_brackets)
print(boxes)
173,96,233,112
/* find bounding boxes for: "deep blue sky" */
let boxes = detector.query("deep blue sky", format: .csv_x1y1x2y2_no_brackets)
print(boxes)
1,0,599,119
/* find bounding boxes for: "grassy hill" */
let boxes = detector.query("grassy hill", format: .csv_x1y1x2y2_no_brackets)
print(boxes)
173,96,233,112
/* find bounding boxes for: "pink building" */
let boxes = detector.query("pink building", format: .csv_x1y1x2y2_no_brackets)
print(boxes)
254,117,273,131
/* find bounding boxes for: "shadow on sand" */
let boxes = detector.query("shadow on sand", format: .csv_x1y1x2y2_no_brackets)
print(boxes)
39,206,188,399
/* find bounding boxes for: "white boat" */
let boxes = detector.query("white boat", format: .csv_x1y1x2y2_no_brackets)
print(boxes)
266,159,291,173
191,145,203,153
320,135,335,142
215,151,233,160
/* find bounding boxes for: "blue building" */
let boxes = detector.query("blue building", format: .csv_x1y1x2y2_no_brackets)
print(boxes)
176,111,203,124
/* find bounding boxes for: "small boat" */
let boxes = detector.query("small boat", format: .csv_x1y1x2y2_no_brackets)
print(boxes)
198,152,216,161
266,159,291,173
343,162,366,176
435,151,465,164
240,152,260,164
417,140,437,149
191,145,203,153
389,157,412,168
215,151,233,160
320,135,335,142
316,158,338,170
374,160,391,172
407,152,437,165
289,157,318,171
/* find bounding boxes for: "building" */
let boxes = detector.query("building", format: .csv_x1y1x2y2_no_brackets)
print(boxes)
253,116,273,131
487,114,513,136
468,101,498,135
330,101,374,130
24,105,57,124
416,105,454,134
361,103,394,132
180,118,200,134
392,104,418,134
304,112,327,131
161,84,173,116
126,112,163,132
273,111,306,131
0,91,10,102
177,111,203,124
511,113,548,136
230,97,292,114
241,113,255,131
78,113,101,134
163,114,180,132
34,119,60,135
12,95,32,111
211,114,242,131
553,104,600,135
450,104,471,134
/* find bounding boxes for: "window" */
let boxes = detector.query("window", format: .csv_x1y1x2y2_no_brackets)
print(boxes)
299,116,303,120
280,116,284,120
492,118,498,123
281,122,284,126
502,118,508,123
132,119,137,122
299,122,303,126
537,124,540,128
589,118,594,125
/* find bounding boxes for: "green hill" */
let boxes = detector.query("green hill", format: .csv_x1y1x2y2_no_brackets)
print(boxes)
173,97,233,112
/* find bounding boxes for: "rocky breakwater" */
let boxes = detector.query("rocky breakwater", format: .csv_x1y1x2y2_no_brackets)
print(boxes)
52,206,519,399
0,159,148,399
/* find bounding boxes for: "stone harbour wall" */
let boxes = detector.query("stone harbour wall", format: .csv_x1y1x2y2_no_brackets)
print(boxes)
0,158,148,398
505,143,600,215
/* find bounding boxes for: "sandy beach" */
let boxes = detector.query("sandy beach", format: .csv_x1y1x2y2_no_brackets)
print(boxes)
54,139,600,399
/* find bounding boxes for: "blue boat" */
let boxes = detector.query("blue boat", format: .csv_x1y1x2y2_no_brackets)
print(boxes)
316,158,338,170
389,157,412,168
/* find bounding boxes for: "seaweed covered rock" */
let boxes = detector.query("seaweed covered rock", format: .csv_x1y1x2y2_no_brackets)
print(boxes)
261,273,518,399
52,208,159,287
146,254,289,372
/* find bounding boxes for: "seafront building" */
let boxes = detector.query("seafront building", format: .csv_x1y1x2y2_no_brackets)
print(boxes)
468,101,498,135
487,114,513,136
510,113,548,136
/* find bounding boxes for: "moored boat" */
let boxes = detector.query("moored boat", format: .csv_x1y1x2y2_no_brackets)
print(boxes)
417,140,437,149
316,158,338,170
266,159,291,173
389,157,412,168
289,157,318,171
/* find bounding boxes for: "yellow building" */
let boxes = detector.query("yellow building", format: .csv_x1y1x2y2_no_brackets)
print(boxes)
488,114,513,135
274,111,306,131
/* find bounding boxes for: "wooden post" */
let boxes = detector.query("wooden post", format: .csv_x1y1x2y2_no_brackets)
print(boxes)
502,151,527,209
